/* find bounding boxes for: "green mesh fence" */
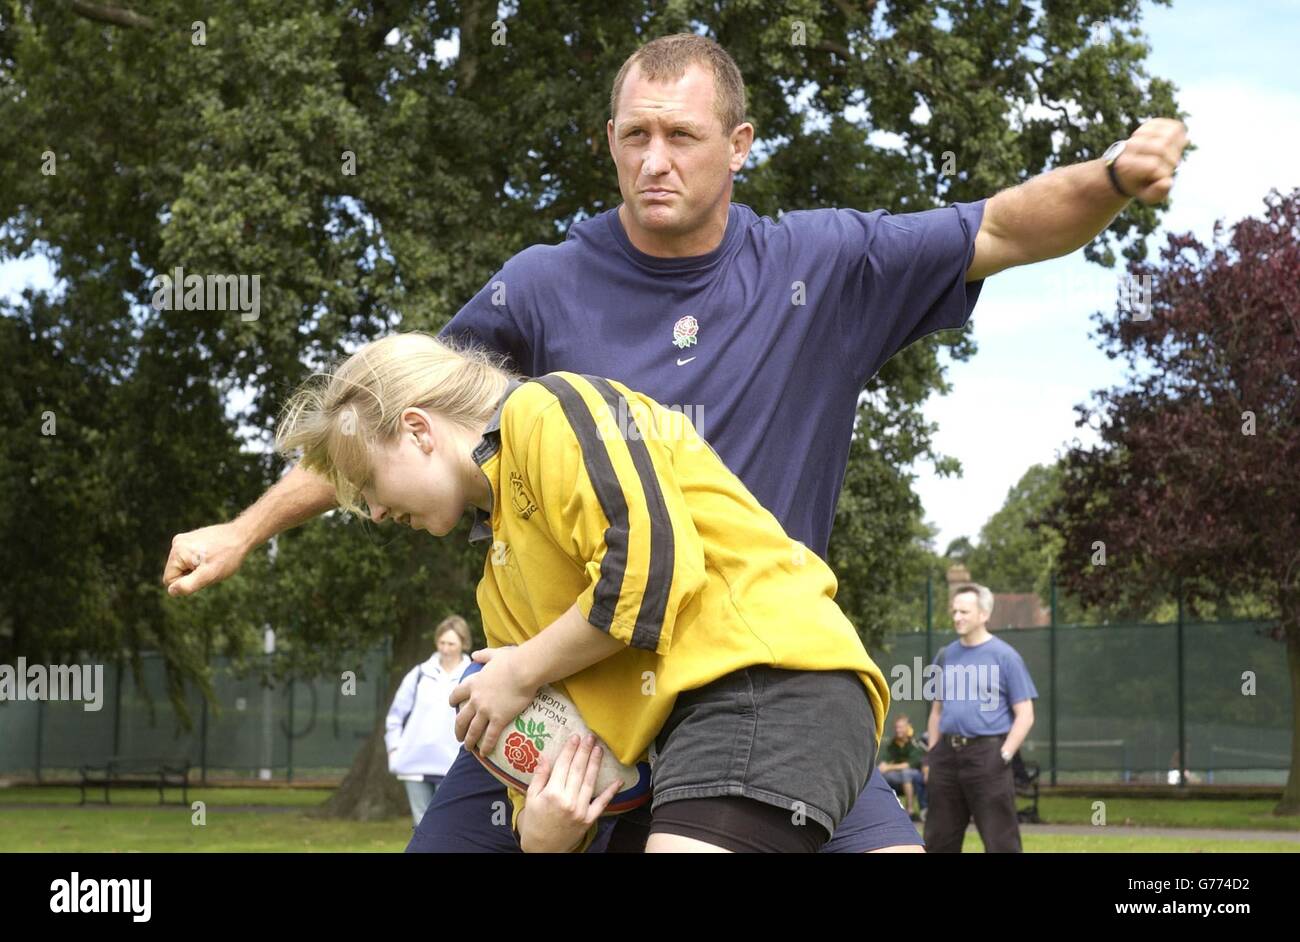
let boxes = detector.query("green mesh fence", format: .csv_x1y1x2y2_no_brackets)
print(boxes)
0,649,390,782
1,619,1290,784
869,618,1289,784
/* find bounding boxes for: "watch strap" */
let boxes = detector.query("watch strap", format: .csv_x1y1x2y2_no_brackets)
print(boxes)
1106,152,1133,199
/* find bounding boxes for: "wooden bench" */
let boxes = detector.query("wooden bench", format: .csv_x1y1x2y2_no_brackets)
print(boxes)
79,757,191,806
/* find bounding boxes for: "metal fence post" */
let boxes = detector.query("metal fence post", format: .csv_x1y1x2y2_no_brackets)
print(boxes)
287,678,295,784
377,636,392,725
924,574,933,666
200,694,208,786
35,699,44,783
260,630,276,780
1049,572,1058,787
1177,582,1186,788
112,661,123,758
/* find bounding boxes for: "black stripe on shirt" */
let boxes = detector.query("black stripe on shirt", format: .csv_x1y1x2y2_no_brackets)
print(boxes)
585,376,676,652
532,375,630,638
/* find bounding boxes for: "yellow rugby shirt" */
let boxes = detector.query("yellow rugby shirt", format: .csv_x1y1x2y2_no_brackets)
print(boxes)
468,372,890,780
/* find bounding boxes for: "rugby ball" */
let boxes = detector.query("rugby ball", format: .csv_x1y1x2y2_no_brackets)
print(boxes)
459,661,651,814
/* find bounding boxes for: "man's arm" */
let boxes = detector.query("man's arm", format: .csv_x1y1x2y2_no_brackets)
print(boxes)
926,701,942,752
1001,699,1035,759
163,464,337,597
966,117,1188,281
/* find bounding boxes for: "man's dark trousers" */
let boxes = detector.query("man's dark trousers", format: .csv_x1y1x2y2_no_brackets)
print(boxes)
923,735,1022,852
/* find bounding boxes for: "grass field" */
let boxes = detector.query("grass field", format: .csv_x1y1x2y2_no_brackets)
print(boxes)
976,834,1295,852
0,787,410,852
1035,796,1300,831
1,787,1296,852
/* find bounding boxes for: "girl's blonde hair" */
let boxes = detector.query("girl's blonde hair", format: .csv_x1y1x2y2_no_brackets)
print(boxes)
275,332,515,516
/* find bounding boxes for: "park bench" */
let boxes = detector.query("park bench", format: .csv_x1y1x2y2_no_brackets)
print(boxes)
1014,757,1042,823
79,757,191,806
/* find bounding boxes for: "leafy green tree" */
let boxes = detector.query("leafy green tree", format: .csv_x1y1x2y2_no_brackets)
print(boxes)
943,536,974,563
1,0,1180,816
967,463,1061,595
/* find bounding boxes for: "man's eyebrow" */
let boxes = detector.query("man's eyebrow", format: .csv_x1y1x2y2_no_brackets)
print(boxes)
617,116,706,134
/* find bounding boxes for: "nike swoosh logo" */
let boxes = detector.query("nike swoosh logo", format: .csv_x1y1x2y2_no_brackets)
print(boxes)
676,356,697,366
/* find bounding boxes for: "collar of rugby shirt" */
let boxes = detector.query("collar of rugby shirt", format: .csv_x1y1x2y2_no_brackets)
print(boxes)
468,376,528,544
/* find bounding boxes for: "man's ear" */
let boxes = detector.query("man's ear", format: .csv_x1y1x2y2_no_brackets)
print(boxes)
729,122,755,173
606,118,616,158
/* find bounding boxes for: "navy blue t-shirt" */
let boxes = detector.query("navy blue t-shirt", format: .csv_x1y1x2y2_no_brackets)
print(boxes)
440,201,985,558
931,636,1038,738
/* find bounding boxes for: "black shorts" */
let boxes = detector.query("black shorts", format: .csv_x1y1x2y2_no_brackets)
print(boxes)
640,665,877,852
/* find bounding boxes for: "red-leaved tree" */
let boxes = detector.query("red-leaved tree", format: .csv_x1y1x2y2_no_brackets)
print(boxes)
1049,188,1300,814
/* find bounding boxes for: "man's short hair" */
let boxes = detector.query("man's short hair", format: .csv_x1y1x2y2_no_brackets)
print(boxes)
609,33,748,135
952,583,995,617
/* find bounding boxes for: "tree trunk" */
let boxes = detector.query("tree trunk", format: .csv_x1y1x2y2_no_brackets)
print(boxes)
313,600,434,821
314,718,409,821
1276,600,1300,816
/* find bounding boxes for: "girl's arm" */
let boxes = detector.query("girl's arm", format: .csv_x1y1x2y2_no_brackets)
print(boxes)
451,602,624,754
513,602,626,688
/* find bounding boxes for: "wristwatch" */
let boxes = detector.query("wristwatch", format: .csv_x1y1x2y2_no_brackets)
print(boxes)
1102,140,1133,199
1000,749,1013,765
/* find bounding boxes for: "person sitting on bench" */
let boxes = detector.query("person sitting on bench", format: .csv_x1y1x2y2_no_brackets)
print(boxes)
879,716,927,819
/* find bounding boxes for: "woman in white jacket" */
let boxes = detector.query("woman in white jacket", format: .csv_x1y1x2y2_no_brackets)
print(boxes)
386,615,473,826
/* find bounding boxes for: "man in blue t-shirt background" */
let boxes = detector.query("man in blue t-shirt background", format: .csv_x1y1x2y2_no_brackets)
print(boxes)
925,583,1038,852
164,34,1183,853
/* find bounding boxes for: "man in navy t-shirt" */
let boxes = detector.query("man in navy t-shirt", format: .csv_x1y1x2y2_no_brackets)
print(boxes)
925,583,1038,852
163,34,1185,853
440,196,985,563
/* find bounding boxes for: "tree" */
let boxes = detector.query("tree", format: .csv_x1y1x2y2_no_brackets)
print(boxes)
943,536,975,563
963,462,1099,624
1047,189,1300,814
0,291,268,715
966,463,1061,594
828,398,947,644
2,0,1181,817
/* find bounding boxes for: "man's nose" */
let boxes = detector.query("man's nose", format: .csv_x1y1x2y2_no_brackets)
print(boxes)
641,139,671,176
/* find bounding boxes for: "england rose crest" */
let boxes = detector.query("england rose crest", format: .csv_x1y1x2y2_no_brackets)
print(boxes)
503,718,551,774
672,315,699,349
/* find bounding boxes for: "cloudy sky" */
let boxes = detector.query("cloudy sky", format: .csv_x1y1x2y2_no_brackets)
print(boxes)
911,0,1300,552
